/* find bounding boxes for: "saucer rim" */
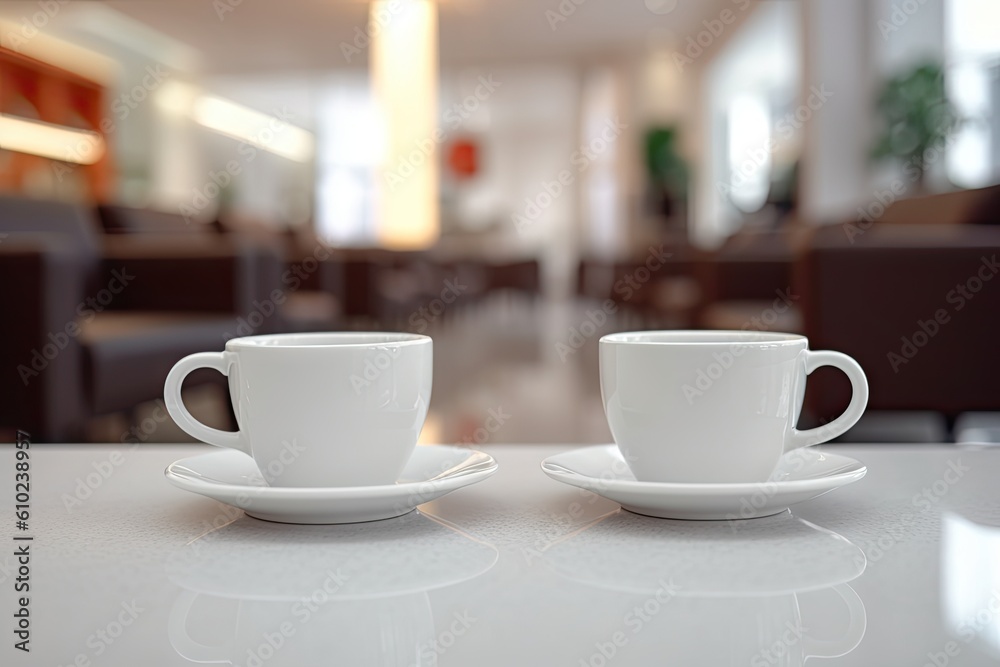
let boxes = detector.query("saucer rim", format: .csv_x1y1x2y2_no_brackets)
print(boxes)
540,444,867,495
165,445,498,500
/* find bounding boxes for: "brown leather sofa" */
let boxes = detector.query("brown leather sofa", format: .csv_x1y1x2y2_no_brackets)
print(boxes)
796,223,1000,423
0,196,283,441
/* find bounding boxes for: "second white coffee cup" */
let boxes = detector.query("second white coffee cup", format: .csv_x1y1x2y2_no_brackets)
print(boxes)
164,332,432,488
600,331,868,484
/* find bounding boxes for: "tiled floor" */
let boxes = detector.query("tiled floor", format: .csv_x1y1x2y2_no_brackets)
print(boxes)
424,297,613,446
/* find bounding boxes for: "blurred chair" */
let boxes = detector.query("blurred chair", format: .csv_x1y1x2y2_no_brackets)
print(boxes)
0,196,281,441
107,206,345,333
578,243,701,329
216,214,345,332
696,228,803,332
796,223,1000,424
488,259,541,299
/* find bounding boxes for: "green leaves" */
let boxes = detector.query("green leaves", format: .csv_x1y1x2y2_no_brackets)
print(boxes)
871,62,959,173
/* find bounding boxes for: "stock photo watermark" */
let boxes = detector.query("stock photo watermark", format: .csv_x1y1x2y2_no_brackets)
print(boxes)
1,0,70,51
350,347,404,395
512,116,627,234
554,302,617,363
523,455,637,564
717,85,833,200
644,0,678,15
545,0,589,31
886,255,998,373
724,448,812,529
877,0,932,39
54,65,170,182
213,0,241,21
854,458,968,568
17,268,135,386
225,241,337,340
457,406,511,448
682,288,800,404
922,589,1000,667
555,244,672,362
612,246,673,301
339,0,403,62
62,401,170,512
385,75,502,191
54,600,145,666
672,0,751,71
578,578,681,667
409,277,468,333
179,107,299,223
392,405,509,515
194,568,351,667
409,611,477,667
12,430,32,653
845,129,959,243
750,620,809,667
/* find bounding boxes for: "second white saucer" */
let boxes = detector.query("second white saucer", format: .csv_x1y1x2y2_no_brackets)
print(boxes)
541,445,866,520
166,445,497,524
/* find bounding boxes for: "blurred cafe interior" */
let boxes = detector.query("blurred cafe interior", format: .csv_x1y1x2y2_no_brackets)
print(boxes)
0,0,998,445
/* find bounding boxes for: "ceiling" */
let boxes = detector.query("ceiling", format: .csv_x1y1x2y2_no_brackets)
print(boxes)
1,0,733,74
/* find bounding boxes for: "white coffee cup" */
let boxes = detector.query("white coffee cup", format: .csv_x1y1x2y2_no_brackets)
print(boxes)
164,332,432,488
600,331,868,484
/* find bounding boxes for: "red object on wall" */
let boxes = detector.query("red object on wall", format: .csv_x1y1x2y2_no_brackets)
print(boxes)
447,139,478,179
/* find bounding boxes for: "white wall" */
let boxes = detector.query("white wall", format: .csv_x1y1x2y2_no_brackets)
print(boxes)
441,63,582,295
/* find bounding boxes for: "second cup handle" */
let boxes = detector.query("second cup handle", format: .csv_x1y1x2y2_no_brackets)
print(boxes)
164,352,248,455
168,590,233,663
788,350,869,451
801,583,868,659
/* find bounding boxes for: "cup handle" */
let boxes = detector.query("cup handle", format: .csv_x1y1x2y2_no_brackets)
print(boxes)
164,352,248,455
801,583,868,659
168,590,233,663
788,350,869,452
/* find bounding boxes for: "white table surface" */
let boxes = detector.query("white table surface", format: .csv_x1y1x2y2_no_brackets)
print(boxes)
2,443,1000,666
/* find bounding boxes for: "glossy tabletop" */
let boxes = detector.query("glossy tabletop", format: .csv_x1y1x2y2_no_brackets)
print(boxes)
2,443,1000,666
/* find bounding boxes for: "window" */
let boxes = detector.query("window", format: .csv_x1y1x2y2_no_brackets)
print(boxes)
315,76,382,245
945,0,1000,187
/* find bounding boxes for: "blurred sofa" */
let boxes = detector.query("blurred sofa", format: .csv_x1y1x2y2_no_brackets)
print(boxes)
796,223,1000,422
0,196,283,441
695,228,805,332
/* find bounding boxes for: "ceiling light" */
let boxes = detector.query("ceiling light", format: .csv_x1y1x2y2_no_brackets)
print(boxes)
192,95,314,163
0,114,105,164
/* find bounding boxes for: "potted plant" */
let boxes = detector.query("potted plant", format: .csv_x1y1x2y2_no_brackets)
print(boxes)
871,62,959,192
645,126,689,224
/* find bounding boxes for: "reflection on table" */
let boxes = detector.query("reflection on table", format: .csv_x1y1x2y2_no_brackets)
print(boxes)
167,511,497,666
542,510,868,666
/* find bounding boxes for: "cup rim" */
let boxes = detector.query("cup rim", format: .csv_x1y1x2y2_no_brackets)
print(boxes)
225,332,431,350
599,330,806,346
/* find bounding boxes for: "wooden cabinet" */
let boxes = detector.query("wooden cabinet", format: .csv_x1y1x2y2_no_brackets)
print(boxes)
0,46,112,201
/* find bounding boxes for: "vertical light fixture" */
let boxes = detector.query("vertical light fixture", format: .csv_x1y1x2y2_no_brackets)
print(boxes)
371,0,439,249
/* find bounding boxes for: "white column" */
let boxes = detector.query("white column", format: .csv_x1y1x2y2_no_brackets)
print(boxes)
799,0,876,222
371,0,439,249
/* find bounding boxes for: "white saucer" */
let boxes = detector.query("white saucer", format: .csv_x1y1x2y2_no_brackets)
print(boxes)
541,445,866,520
165,445,497,524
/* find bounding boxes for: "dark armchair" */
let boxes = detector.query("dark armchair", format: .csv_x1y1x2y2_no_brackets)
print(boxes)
0,196,282,441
